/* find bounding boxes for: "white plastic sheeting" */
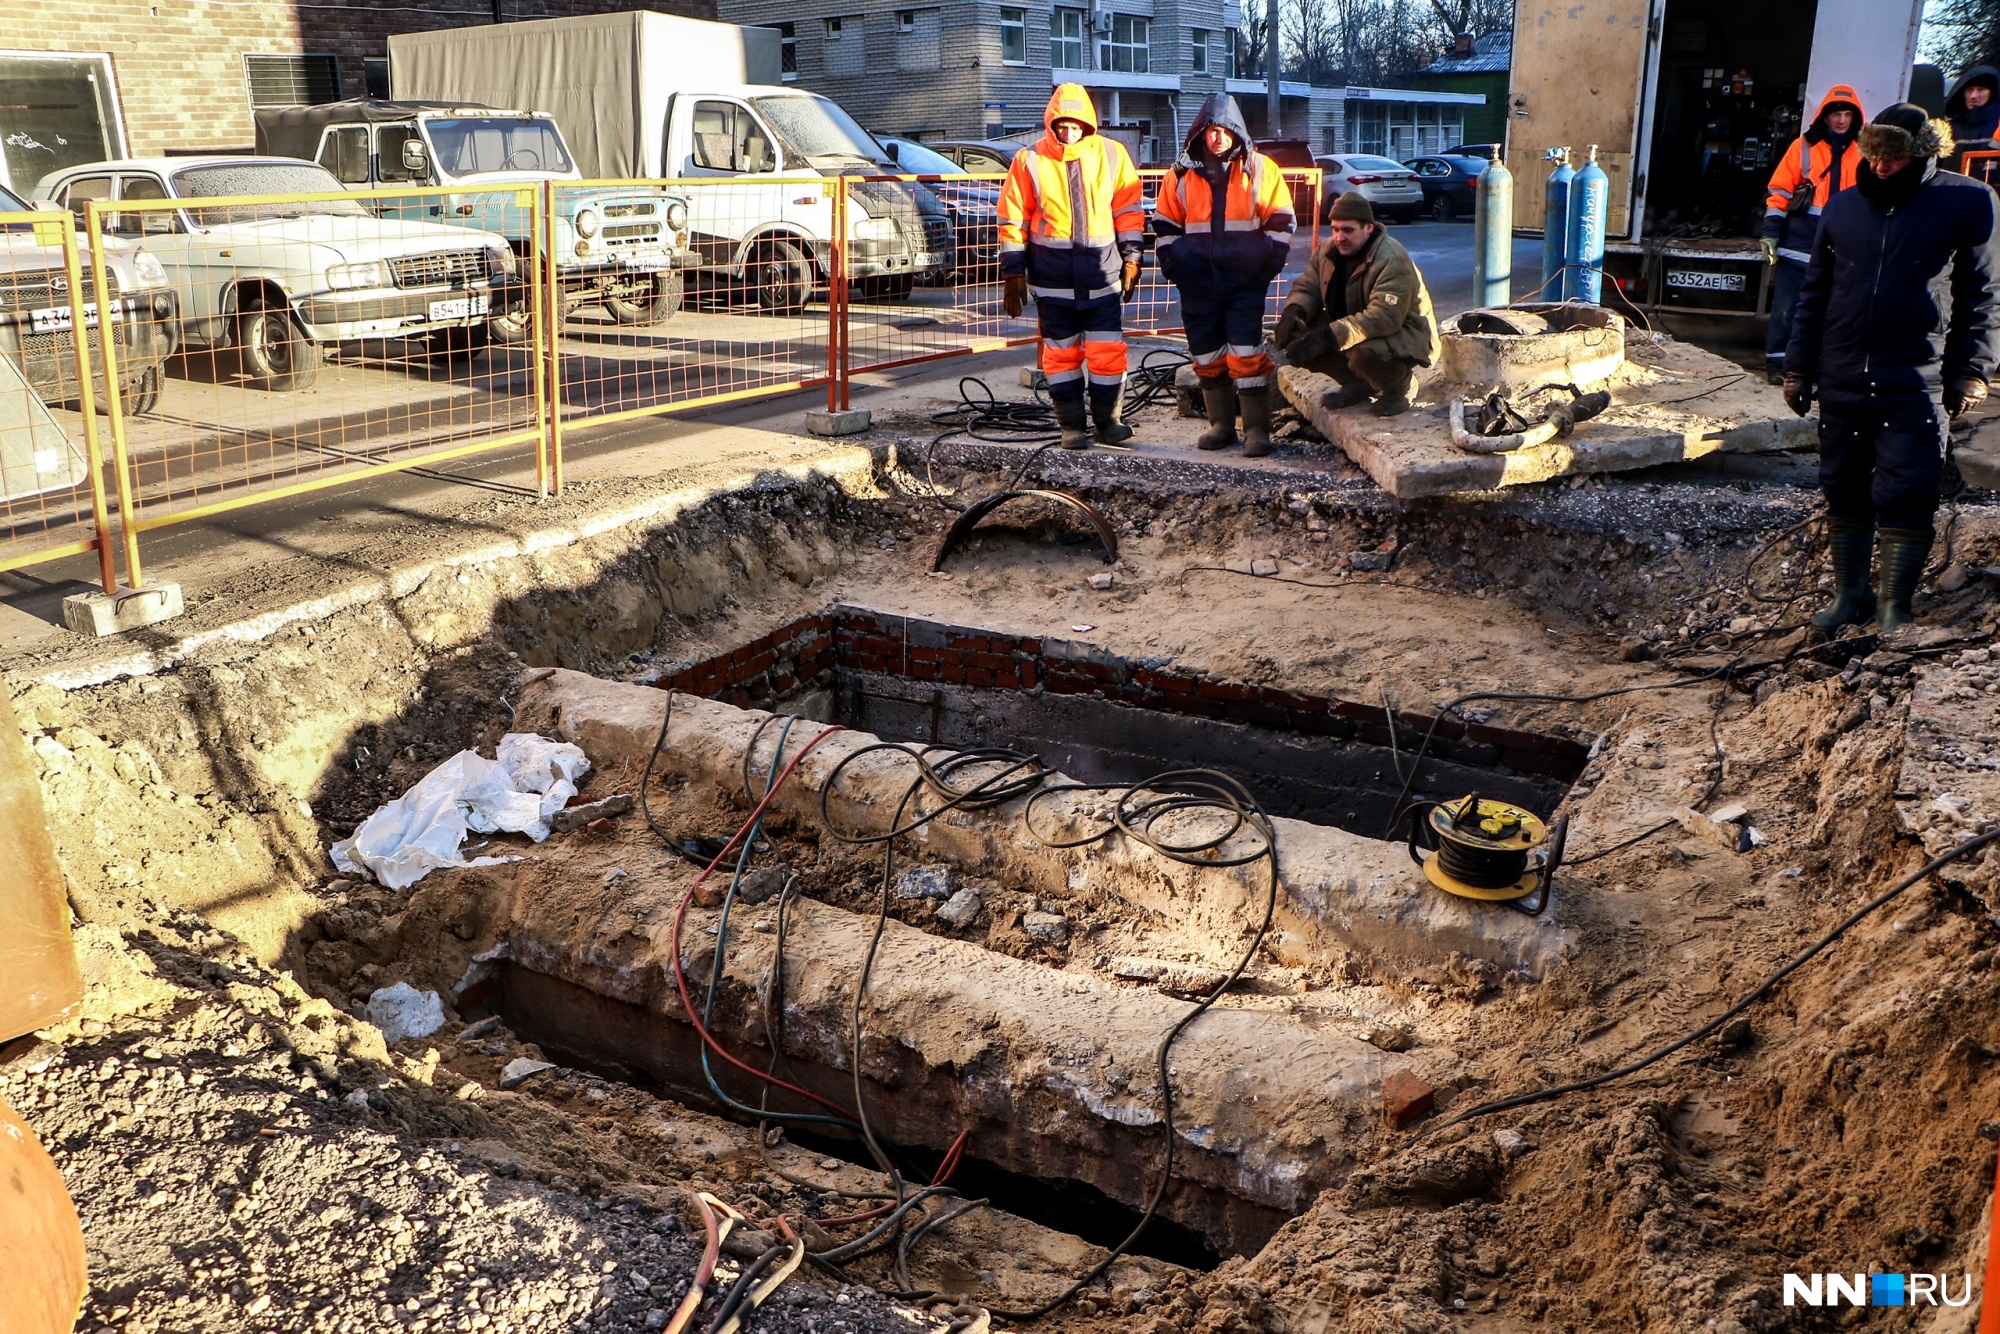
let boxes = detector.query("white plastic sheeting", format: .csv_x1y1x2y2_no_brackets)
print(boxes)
331,733,591,890
366,982,447,1044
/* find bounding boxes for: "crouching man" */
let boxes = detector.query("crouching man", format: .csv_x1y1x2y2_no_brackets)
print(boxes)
1272,193,1437,417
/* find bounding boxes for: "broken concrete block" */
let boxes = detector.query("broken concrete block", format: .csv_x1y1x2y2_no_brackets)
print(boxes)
1087,571,1118,590
1383,1070,1435,1129
549,792,635,834
500,1058,556,1089
62,583,183,637
1674,806,1754,854
1249,558,1279,576
1363,1022,1416,1053
1112,957,1167,982
894,865,954,901
366,983,446,1045
936,888,982,929
734,865,791,905
1021,911,1070,943
1706,802,1750,825
1492,1128,1529,1157
804,407,871,437
1347,551,1392,572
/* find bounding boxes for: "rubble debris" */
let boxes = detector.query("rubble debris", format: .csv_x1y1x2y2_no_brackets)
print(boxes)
936,888,983,928
365,983,446,1044
893,865,956,901
1021,910,1070,943
550,791,635,834
1382,1071,1436,1129
1363,1023,1417,1053
500,1058,557,1089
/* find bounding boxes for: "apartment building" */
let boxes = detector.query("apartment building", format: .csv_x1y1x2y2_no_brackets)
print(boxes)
713,0,1340,164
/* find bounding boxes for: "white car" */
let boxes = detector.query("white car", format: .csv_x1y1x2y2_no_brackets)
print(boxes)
34,157,526,391
1314,155,1425,225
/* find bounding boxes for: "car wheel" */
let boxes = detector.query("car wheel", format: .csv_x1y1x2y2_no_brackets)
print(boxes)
751,239,812,315
238,300,322,392
122,364,162,418
426,323,491,365
489,306,535,344
1429,193,1455,222
605,271,686,325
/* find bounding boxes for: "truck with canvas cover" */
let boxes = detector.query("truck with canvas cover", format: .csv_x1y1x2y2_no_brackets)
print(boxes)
1504,0,1923,319
389,11,953,309
256,100,692,338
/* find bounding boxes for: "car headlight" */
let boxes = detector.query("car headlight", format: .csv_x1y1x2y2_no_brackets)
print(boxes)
486,246,518,280
664,201,689,232
853,216,898,242
131,249,169,289
326,261,389,291
573,208,601,238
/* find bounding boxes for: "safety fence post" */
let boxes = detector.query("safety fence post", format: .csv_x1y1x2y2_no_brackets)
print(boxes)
82,202,143,591
531,180,554,500
51,218,117,594
837,176,853,412
827,178,844,412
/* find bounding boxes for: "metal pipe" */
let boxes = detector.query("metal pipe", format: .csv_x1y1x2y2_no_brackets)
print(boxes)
1266,0,1281,137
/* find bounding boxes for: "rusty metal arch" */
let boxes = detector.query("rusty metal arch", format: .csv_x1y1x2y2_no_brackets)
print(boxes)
930,488,1119,572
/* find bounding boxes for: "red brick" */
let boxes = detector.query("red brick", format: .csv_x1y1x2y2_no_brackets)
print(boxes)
1197,679,1254,703
940,664,966,683
1383,1072,1435,1129
1020,660,1038,688
966,668,993,686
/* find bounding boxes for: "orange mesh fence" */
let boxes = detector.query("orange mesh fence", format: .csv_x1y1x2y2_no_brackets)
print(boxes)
0,210,124,590
67,168,552,584
1963,150,2000,191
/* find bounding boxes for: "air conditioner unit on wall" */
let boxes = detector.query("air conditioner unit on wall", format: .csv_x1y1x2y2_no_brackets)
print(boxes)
1092,8,1115,34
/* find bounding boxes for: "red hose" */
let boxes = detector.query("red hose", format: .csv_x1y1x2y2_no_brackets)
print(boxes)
813,1128,973,1226
1982,1144,2000,1334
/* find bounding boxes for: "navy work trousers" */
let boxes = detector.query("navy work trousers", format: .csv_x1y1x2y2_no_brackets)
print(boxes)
1817,384,1946,528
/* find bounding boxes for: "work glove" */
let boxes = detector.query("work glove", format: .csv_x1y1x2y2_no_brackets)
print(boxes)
1287,323,1337,367
1782,372,1814,418
1946,376,1990,420
1273,305,1303,350
1003,273,1028,319
1759,236,1778,266
1121,259,1142,303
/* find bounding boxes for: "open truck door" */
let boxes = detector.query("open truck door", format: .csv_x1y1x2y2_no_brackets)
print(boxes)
1506,0,1659,240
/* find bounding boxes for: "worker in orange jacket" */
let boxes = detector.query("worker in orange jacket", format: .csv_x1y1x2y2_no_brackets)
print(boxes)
999,84,1146,449
1153,93,1296,457
1762,84,1864,381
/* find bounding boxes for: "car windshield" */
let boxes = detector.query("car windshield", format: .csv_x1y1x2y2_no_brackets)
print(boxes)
0,180,35,232
754,95,888,165
424,117,573,176
1349,156,1408,172
171,163,368,223
887,140,965,176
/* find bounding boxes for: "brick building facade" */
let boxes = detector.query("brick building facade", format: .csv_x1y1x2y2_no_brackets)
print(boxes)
2,0,712,192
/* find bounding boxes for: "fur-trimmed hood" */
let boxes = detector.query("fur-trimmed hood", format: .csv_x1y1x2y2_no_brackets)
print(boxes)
1859,110,1954,162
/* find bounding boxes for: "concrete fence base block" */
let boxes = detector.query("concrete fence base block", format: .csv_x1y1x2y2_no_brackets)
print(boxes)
62,584,184,638
804,408,872,437
1016,365,1047,390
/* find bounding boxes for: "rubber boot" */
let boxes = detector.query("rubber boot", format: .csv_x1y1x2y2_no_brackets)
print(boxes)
1238,384,1273,458
1053,394,1091,451
1876,526,1934,633
1810,516,1877,631
1090,385,1135,447
1369,365,1419,417
1196,379,1237,450
1320,383,1372,411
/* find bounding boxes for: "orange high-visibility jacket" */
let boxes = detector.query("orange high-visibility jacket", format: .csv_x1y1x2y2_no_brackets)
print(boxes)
1153,95,1295,290
1765,84,1865,263
998,84,1145,301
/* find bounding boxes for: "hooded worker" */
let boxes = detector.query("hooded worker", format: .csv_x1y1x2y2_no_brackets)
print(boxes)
1946,65,2000,169
1271,192,1438,417
1152,93,1296,456
1761,85,1864,382
999,84,1146,449
1785,103,2000,633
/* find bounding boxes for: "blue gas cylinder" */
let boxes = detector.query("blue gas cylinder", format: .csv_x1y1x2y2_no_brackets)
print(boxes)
1541,147,1573,299
1471,146,1514,307
1563,144,1609,304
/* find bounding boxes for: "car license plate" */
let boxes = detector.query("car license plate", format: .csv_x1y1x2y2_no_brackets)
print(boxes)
427,293,491,321
28,302,114,333
1666,269,1746,293
916,252,943,267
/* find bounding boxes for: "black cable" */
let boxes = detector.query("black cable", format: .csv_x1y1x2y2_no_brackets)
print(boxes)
1418,827,2000,1139
703,1242,785,1334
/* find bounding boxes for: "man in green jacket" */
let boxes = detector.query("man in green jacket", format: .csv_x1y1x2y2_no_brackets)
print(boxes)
1272,192,1438,417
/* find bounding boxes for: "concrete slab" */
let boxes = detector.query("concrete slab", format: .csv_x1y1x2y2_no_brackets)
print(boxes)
1277,332,1814,499
514,671,1577,981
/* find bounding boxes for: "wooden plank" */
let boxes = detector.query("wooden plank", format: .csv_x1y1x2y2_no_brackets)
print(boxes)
1507,0,1654,236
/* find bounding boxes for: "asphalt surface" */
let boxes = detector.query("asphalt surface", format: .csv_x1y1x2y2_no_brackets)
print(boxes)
0,218,1510,650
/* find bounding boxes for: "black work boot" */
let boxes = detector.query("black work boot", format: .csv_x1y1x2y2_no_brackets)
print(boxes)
1876,526,1935,633
1090,385,1134,446
1196,379,1237,450
1238,384,1273,458
1053,394,1090,451
1320,383,1372,411
1810,516,1877,631
1369,366,1420,417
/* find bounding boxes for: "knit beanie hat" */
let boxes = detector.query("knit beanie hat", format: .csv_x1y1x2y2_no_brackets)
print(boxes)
1330,191,1376,223
1859,102,1954,161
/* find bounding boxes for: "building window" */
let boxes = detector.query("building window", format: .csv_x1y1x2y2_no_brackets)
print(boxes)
364,57,389,98
1226,29,1239,78
999,7,1027,64
1190,27,1208,74
1050,9,1086,70
761,23,798,79
898,8,941,71
0,51,126,194
825,16,864,78
1099,14,1149,74
243,53,341,109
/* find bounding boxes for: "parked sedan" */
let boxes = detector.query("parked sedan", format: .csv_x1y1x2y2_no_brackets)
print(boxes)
1314,155,1424,224
877,137,998,281
35,157,526,390
1406,155,1490,220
